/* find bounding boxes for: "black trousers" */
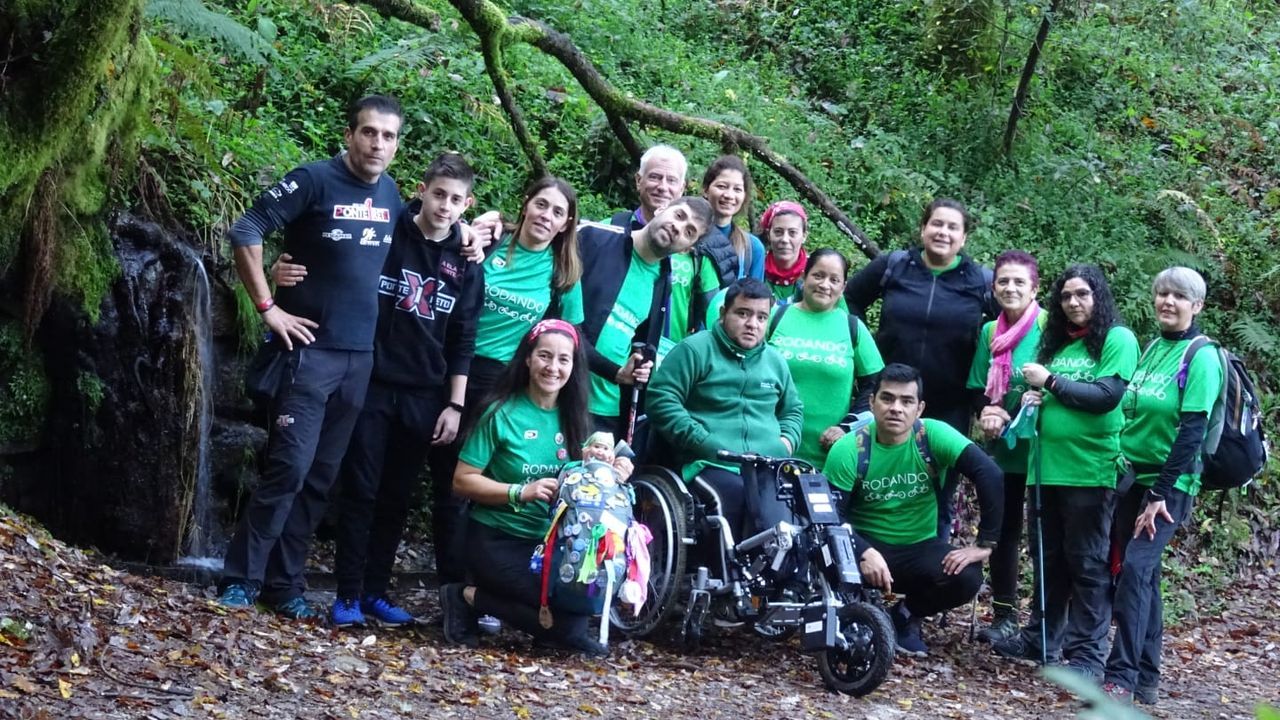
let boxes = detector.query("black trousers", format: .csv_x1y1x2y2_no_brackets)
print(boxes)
988,472,1028,608
1020,485,1116,676
871,537,984,617
925,402,972,542
222,348,373,603
465,520,590,643
424,356,508,584
332,380,443,599
695,466,794,545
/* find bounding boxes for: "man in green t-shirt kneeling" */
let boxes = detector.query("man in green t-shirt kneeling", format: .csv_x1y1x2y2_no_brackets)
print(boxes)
823,363,1004,656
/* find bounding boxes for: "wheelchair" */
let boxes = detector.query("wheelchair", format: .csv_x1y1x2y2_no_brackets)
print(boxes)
609,450,895,696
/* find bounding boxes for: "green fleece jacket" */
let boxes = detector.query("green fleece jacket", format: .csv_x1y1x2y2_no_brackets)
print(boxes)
648,322,804,480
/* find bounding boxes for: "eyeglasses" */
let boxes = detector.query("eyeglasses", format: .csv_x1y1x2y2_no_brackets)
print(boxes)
1061,289,1093,302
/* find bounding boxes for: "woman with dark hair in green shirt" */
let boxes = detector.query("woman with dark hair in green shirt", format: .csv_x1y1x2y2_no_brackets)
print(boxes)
442,320,629,657
768,248,883,467
993,264,1139,680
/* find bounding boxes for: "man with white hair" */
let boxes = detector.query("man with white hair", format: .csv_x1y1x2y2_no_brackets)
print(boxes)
610,144,689,231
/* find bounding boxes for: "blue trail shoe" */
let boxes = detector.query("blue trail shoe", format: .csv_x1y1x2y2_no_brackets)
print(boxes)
272,596,322,621
361,595,414,626
217,582,258,609
331,597,366,627
891,602,928,657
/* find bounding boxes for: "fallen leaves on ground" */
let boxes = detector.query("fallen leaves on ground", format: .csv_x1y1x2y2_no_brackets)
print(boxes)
2,509,1278,719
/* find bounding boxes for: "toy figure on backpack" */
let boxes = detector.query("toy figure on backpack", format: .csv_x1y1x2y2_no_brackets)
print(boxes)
532,433,652,643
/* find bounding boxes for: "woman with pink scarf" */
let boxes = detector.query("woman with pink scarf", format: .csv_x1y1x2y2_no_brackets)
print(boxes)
966,250,1043,643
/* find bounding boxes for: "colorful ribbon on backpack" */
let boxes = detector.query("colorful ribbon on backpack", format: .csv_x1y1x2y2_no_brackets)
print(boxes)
538,502,570,629
577,523,608,583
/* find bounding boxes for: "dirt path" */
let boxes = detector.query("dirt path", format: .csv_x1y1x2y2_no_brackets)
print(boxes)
2,511,1277,719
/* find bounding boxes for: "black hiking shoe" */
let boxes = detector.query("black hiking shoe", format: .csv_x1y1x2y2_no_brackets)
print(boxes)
439,583,479,648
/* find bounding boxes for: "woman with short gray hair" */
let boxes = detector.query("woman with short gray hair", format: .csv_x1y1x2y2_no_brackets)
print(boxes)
1103,266,1223,704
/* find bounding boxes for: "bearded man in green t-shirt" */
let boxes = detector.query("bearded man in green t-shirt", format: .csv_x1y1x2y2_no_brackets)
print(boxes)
823,363,1004,657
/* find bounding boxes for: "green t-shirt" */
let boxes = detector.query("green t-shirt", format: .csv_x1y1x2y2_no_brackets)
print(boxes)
474,234,585,363
823,419,973,545
966,316,1045,473
588,250,661,416
766,279,800,304
1035,326,1139,487
460,392,570,539
1120,337,1224,496
668,252,721,342
769,306,884,466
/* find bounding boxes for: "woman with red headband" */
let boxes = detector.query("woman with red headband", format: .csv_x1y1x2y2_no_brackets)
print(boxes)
759,200,811,304
442,320,628,657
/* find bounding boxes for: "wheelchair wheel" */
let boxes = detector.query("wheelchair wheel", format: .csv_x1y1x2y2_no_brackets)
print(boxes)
817,601,895,696
610,469,688,638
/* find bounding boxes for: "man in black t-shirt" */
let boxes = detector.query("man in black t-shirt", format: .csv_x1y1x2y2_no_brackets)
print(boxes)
219,95,404,620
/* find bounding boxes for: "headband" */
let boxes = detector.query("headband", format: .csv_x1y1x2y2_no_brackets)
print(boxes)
528,318,580,347
760,201,808,231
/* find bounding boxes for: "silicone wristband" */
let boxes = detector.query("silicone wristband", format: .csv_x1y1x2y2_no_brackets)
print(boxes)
256,297,275,313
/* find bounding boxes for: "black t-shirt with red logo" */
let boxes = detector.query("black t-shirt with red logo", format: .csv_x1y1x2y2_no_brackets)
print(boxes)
228,154,402,350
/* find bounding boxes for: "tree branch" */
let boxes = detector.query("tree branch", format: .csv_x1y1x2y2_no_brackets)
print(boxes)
1002,0,1060,157
369,0,880,258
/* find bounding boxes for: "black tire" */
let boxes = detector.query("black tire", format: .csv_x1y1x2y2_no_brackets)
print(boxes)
817,601,895,697
610,470,688,638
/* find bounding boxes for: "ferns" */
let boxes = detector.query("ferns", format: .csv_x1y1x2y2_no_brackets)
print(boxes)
345,35,449,81
1231,316,1279,358
145,0,278,66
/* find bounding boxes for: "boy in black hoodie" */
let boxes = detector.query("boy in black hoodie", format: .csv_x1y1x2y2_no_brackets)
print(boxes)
329,153,485,627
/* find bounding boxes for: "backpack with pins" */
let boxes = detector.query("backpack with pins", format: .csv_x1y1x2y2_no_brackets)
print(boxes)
532,437,651,638
1143,335,1268,489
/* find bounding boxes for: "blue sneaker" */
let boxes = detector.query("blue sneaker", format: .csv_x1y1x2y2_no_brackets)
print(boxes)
272,596,322,621
331,597,365,627
217,582,258,609
891,601,928,657
361,595,414,626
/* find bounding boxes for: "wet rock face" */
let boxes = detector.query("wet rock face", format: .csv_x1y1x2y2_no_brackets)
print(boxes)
10,211,263,561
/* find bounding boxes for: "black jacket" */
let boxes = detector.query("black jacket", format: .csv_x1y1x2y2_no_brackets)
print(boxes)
370,199,484,389
844,247,995,413
577,220,673,382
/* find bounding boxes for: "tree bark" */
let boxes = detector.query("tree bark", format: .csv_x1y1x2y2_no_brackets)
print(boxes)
1002,0,1061,157
365,0,881,258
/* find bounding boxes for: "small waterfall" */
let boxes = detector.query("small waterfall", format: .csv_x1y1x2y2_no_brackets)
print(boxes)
176,244,217,565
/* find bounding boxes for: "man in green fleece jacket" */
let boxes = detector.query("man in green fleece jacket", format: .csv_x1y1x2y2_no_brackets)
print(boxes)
648,278,804,542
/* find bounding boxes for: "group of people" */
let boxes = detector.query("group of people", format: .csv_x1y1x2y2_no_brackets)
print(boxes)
215,94,1220,704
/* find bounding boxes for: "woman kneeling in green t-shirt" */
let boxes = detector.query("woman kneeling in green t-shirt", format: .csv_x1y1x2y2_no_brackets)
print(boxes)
442,319,626,657
992,265,1139,679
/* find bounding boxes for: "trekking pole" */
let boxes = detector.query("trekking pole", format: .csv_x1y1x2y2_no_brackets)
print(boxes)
624,342,654,446
1032,417,1048,667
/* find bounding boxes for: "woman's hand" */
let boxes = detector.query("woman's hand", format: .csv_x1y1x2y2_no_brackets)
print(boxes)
1021,362,1050,388
979,405,1011,439
270,253,307,287
615,352,653,385
612,456,634,483
520,477,560,504
1021,389,1044,407
819,426,846,450
1134,499,1174,540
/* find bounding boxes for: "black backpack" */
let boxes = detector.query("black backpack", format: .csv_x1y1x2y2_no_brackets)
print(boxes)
1145,335,1268,490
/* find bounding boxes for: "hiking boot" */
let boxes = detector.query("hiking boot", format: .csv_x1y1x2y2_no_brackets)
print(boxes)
1134,685,1158,706
330,597,365,628
979,606,1020,644
361,595,414,626
217,582,258,609
711,602,745,629
1102,682,1133,704
271,596,322,621
533,635,610,659
439,583,479,648
891,601,928,657
992,633,1041,662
